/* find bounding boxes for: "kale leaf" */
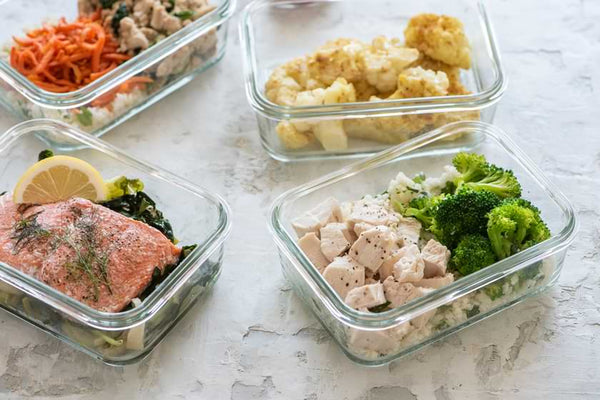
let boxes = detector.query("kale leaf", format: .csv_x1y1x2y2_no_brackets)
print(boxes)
111,3,129,35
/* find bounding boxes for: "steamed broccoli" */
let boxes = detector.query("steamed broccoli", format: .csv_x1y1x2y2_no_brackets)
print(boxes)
452,152,522,198
484,281,504,300
486,198,551,260
404,194,445,228
430,188,501,248
451,234,497,276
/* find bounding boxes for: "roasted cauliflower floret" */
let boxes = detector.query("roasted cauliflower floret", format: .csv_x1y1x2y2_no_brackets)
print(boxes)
363,36,420,93
307,38,365,86
413,55,469,95
276,121,314,149
404,13,471,69
265,65,303,106
389,67,449,99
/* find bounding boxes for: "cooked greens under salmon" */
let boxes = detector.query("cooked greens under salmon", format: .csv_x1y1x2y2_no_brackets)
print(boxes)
0,195,181,312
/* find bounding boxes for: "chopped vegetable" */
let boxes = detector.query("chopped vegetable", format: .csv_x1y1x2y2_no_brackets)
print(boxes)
452,152,522,199
105,176,145,200
450,234,496,276
10,12,131,93
111,3,129,35
37,149,54,161
174,10,195,20
404,194,445,228
76,107,93,127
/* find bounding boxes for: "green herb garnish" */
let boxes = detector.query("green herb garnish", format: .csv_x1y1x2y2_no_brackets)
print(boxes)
111,3,129,35
76,107,93,127
166,0,175,12
11,212,51,253
174,10,194,20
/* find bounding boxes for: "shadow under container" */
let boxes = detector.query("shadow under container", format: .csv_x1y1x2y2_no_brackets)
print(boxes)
241,0,506,161
0,0,235,147
269,121,577,365
0,119,232,365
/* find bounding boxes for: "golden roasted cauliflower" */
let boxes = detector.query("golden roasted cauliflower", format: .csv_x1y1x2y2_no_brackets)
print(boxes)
404,14,471,69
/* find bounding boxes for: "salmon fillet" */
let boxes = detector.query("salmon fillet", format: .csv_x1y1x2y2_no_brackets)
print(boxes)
0,195,181,312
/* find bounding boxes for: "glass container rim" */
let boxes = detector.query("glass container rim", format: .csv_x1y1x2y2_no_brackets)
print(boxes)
0,119,232,330
0,0,236,109
240,0,506,120
269,121,578,330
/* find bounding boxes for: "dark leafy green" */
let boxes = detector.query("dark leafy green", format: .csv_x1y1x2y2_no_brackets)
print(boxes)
166,0,176,11
100,0,118,8
368,301,391,313
466,304,480,318
38,149,54,161
111,3,129,35
101,191,174,242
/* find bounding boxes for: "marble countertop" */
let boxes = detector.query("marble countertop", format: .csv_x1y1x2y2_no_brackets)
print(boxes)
0,0,598,398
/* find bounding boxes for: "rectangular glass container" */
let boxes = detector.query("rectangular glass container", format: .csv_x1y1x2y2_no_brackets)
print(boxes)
0,119,232,365
0,0,235,145
240,0,506,161
269,121,577,366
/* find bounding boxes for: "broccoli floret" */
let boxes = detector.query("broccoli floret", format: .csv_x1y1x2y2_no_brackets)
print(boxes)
404,194,445,228
430,188,501,248
413,172,426,184
38,149,54,161
452,152,522,198
484,281,504,300
451,234,497,276
486,198,551,260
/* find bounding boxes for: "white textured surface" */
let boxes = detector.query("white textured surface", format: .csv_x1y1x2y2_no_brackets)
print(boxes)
0,0,598,398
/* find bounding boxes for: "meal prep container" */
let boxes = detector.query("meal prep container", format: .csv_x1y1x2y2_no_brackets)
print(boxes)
269,121,577,366
241,0,506,161
0,119,231,365
0,0,235,144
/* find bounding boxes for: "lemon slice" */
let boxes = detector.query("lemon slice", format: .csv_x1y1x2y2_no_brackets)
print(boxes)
13,155,107,204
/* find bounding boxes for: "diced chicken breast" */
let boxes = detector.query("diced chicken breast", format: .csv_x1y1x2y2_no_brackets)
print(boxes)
344,282,386,310
382,276,430,308
347,324,411,355
292,197,342,237
320,222,354,261
378,249,399,281
298,232,330,273
421,239,451,278
349,196,393,226
349,226,397,273
414,273,455,289
392,244,425,282
354,222,374,237
395,216,422,246
322,256,365,298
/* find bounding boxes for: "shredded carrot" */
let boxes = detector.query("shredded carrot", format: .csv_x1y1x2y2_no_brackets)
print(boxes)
9,13,148,95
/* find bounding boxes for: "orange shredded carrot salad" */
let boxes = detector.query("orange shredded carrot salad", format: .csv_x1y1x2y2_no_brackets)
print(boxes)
9,11,143,94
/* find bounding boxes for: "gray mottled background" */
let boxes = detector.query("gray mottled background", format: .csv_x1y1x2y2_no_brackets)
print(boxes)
0,0,598,398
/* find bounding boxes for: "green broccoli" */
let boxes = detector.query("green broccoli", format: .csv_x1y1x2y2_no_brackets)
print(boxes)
484,281,504,300
430,188,501,248
486,198,551,260
38,149,54,161
450,234,497,276
452,152,522,198
403,194,445,228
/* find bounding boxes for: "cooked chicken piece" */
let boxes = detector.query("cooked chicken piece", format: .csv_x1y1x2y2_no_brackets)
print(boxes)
298,233,330,273
363,36,420,93
344,282,386,310
378,249,398,281
347,324,411,355
382,276,430,307
349,196,396,226
414,273,455,289
388,172,423,209
156,45,192,77
322,256,365,298
307,38,365,86
388,67,449,99
132,0,154,27
151,4,183,35
353,222,375,237
395,216,422,246
349,225,397,273
421,239,451,278
119,17,150,51
320,222,354,261
292,197,342,238
339,201,353,223
390,244,424,282
404,13,471,69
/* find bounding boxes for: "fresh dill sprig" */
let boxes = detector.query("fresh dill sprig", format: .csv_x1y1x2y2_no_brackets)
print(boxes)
11,212,51,253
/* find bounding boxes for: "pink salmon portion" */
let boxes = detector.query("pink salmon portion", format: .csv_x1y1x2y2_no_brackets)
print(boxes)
0,195,181,312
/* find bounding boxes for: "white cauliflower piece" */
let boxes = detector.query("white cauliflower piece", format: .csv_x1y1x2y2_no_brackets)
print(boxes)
389,67,449,99
307,38,365,85
363,36,420,93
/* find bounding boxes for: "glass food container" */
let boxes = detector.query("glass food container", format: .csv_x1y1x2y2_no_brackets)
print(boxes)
240,0,506,161
269,121,577,366
0,0,235,146
0,119,232,365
